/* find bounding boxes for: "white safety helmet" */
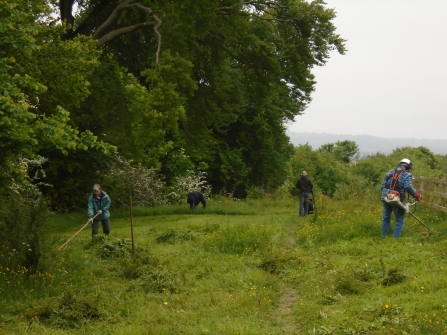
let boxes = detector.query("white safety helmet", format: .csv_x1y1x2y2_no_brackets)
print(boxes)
399,158,412,170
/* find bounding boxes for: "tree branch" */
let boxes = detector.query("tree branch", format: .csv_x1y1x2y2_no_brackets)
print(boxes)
216,0,290,20
91,1,163,65
207,32,239,61
238,12,293,22
132,4,163,65
60,0,75,26
92,0,139,40
95,21,156,47
60,0,76,39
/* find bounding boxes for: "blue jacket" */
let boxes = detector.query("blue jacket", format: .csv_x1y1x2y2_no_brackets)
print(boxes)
88,191,111,220
381,166,417,201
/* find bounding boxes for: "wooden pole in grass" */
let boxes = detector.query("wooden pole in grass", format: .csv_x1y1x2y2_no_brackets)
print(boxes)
130,195,135,254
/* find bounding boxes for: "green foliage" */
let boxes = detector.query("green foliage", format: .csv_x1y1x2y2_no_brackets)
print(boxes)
0,185,51,274
52,0,346,198
0,0,349,207
289,144,349,196
246,186,266,200
0,0,115,191
37,149,112,211
319,140,360,164
288,142,446,203
0,0,355,213
352,153,389,184
332,174,378,202
390,146,445,178
24,33,101,113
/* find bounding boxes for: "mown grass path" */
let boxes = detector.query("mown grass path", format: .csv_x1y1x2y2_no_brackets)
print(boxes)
272,217,301,333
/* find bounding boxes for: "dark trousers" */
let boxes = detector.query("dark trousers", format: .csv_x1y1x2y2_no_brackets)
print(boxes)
187,194,199,209
92,218,111,236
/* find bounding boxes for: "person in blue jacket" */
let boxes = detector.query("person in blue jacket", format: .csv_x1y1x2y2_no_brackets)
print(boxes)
88,184,112,237
187,191,206,209
381,158,422,238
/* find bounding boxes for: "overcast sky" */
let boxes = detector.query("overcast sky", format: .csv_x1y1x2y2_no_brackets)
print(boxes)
287,0,447,140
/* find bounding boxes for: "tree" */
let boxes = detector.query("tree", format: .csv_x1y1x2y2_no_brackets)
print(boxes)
333,140,360,164
0,0,115,190
47,0,346,198
319,140,360,164
289,143,349,196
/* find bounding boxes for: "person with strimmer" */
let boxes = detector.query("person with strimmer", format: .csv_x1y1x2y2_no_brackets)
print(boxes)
381,158,422,238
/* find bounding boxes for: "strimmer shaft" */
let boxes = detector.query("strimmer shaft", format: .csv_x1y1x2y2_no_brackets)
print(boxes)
408,211,432,231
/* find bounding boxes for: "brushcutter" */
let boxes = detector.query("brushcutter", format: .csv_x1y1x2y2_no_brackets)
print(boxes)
58,212,101,250
385,194,432,233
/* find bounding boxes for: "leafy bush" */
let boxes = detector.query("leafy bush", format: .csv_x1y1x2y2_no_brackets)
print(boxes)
332,174,378,201
0,184,51,274
246,186,265,199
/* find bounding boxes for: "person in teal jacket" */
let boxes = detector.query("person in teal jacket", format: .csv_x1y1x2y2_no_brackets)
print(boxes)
88,184,112,237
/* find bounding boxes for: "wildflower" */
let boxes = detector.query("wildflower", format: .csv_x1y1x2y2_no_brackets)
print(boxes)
164,302,168,305
385,304,389,309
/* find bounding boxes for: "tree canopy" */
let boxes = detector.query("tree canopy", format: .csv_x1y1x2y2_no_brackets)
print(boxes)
1,0,346,206
0,0,115,189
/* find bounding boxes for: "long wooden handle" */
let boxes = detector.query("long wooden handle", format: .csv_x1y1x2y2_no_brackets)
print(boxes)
58,212,101,250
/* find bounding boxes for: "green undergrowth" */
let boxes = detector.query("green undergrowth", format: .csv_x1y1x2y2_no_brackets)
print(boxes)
2,197,447,334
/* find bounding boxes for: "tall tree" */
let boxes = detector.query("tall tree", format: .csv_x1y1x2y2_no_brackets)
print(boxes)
51,0,346,195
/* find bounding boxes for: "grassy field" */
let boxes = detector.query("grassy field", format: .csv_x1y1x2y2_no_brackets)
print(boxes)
1,195,447,334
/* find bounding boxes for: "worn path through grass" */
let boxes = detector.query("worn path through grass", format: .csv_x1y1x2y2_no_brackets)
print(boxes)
272,215,302,334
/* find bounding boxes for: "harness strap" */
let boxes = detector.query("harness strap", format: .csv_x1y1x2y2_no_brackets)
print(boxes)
389,169,404,190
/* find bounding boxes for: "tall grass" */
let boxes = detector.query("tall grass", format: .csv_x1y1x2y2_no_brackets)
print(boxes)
1,196,447,334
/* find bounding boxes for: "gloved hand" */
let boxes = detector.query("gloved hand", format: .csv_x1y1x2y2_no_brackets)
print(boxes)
414,193,422,201
97,210,102,214
88,218,93,224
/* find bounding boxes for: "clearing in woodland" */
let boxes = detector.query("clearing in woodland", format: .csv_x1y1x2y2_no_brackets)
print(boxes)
1,195,447,334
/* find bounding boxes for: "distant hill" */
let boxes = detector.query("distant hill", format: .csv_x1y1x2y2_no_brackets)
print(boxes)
287,132,447,156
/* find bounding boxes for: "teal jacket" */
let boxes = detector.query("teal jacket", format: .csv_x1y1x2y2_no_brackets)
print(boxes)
88,191,111,221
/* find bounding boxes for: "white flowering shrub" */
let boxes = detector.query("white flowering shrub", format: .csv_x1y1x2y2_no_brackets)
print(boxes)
105,155,211,207
167,170,211,205
107,155,168,207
